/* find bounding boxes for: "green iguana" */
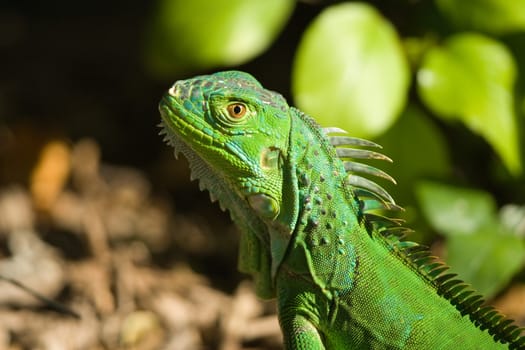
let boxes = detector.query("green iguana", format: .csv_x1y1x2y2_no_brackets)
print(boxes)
159,70,525,349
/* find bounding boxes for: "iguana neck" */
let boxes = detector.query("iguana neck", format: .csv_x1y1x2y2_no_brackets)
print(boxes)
288,108,361,221
270,108,364,295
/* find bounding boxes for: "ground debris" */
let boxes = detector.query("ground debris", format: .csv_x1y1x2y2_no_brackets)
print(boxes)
0,138,282,350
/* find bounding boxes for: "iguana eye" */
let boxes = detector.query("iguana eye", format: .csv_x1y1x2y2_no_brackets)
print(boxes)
227,103,247,119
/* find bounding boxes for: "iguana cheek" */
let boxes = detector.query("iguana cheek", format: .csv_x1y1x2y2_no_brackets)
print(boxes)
247,193,280,219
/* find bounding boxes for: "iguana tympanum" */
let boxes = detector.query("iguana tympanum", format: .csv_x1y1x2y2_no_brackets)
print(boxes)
159,70,524,349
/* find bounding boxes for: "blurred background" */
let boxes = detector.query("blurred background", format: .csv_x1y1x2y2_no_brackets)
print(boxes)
0,0,524,349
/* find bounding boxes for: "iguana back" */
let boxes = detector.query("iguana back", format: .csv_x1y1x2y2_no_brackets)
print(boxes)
159,70,525,349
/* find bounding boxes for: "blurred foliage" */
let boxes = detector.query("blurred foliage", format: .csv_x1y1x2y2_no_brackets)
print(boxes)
436,0,525,34
416,181,525,298
292,3,409,138
418,33,520,174
377,105,452,206
146,0,295,76
144,0,525,295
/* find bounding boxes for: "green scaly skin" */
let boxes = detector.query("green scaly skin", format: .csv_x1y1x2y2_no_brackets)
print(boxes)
159,71,525,349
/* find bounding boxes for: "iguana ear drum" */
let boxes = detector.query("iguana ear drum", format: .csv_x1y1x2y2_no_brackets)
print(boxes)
248,193,279,220
260,147,282,171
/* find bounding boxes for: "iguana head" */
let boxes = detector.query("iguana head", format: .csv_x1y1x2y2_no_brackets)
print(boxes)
159,71,292,220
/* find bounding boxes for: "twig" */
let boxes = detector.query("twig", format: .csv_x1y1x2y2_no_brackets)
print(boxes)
0,274,80,319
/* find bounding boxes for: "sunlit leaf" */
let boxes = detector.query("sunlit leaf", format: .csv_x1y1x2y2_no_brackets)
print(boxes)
437,0,525,35
415,181,496,236
146,0,294,75
417,33,521,174
416,181,525,297
500,204,525,237
292,3,409,138
446,225,525,297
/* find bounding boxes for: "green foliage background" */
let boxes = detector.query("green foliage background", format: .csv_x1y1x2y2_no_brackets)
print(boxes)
146,0,525,298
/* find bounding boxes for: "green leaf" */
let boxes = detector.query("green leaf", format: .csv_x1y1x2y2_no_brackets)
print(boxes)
416,182,525,297
415,181,496,236
446,225,525,298
377,105,451,206
292,3,409,139
500,204,525,236
417,33,521,174
146,0,294,75
436,0,525,35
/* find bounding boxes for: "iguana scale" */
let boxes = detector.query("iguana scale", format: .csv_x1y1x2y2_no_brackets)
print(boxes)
159,70,525,349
